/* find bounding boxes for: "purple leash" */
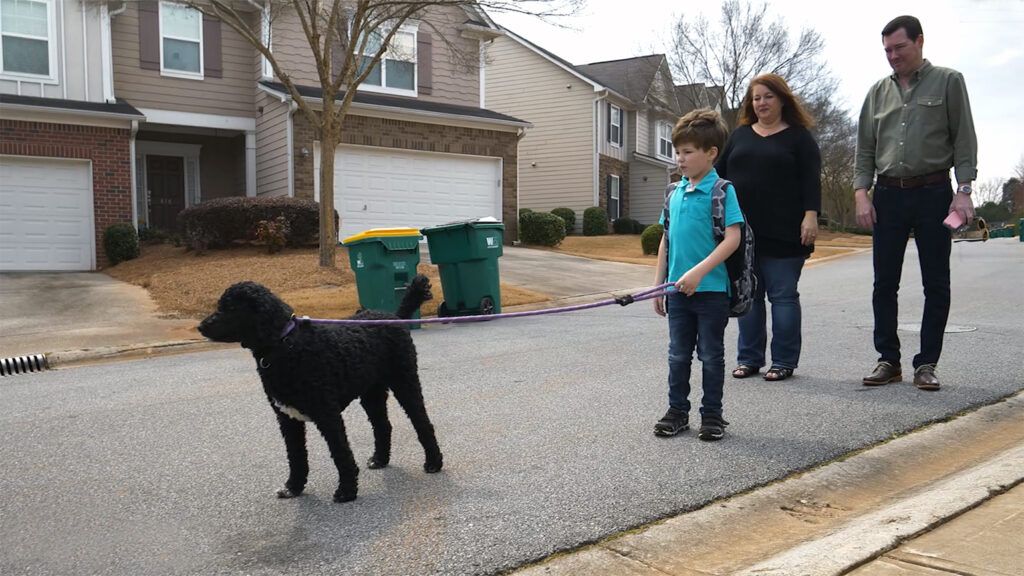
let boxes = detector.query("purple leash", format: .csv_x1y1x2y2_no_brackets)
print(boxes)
291,282,675,327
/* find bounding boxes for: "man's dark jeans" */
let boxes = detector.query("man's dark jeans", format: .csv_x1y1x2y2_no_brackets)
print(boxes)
872,182,953,369
666,291,730,417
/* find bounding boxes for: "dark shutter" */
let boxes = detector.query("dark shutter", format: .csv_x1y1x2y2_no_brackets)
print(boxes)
417,31,432,95
138,1,160,70
606,102,612,143
618,109,625,146
203,14,222,78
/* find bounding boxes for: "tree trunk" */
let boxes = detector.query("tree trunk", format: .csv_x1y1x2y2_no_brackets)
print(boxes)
318,118,340,268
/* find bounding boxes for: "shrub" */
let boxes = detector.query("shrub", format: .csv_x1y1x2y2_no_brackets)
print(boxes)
551,207,576,234
612,218,641,234
253,216,291,254
640,224,664,255
103,223,140,265
519,211,566,246
177,196,336,252
583,206,609,236
633,220,647,234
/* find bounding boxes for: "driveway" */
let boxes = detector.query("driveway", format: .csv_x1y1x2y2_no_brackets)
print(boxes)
0,273,198,359
0,248,655,361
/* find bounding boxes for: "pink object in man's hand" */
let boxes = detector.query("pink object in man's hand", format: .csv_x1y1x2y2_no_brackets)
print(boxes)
943,211,966,231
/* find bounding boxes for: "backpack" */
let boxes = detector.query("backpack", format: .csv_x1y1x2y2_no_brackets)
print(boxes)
662,178,757,317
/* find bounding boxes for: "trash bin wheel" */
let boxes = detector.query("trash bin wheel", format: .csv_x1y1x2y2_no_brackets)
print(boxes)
480,296,496,315
438,301,451,318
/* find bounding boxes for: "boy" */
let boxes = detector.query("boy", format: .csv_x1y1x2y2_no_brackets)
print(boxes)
653,108,743,441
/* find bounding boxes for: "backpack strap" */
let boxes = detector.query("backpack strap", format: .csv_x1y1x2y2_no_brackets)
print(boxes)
710,178,732,243
662,181,678,233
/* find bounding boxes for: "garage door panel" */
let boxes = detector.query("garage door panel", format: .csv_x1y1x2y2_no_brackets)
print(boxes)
333,146,501,240
0,157,94,271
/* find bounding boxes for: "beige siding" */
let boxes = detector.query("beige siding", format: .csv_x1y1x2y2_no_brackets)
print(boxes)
111,3,256,117
255,90,290,197
268,4,478,108
484,35,594,212
0,0,104,102
630,160,671,226
635,109,649,156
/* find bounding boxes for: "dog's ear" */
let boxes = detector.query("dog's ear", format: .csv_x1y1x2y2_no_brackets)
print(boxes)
245,283,294,343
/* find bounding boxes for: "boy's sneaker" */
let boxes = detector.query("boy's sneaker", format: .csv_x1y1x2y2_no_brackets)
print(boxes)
698,414,729,441
653,407,689,437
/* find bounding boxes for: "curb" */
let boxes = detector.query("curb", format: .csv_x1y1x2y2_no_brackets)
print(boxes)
46,339,227,368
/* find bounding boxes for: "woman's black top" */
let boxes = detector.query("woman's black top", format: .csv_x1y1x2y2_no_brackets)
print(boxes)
716,124,822,258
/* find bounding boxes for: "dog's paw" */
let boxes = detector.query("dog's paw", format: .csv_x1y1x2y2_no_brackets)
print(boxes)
367,455,389,469
424,458,443,474
276,487,302,499
333,489,357,503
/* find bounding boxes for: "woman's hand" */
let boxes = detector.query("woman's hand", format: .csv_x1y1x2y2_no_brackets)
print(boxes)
800,211,818,246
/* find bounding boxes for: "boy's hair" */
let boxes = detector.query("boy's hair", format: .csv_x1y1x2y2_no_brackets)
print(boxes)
737,73,816,128
882,15,922,40
671,108,728,152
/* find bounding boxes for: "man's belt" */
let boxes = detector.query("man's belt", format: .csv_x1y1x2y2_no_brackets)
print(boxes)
875,170,949,189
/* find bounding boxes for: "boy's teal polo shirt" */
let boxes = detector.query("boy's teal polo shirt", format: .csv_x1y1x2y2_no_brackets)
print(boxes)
659,169,744,293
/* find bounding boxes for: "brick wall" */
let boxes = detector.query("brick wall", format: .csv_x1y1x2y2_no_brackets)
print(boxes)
598,154,630,219
1,120,132,269
293,113,520,242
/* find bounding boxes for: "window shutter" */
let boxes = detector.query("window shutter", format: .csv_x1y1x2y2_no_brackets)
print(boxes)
606,102,612,143
203,14,222,78
619,110,625,146
138,1,160,71
417,31,432,95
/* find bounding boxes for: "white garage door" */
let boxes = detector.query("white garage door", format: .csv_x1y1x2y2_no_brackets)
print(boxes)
319,145,502,240
0,156,94,271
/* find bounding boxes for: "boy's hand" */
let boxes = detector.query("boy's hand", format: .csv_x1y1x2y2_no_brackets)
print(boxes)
653,295,666,317
676,269,703,296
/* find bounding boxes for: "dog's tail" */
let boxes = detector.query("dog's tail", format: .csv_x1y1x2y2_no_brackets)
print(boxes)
396,275,433,319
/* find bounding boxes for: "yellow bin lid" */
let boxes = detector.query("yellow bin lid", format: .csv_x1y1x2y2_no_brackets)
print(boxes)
341,227,422,245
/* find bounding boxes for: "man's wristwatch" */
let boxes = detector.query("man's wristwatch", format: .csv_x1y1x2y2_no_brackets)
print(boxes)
957,184,973,196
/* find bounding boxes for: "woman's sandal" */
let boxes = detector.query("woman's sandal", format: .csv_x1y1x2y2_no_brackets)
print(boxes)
732,365,759,379
763,367,794,381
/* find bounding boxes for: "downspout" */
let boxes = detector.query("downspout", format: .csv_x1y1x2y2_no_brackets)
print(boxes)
80,0,88,99
514,126,526,243
287,100,297,197
59,0,66,99
594,89,608,207
130,119,139,229
99,3,114,102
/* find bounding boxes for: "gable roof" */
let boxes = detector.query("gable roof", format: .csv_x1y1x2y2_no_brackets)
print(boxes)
575,54,668,105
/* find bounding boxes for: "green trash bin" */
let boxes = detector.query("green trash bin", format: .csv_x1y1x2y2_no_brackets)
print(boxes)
421,219,504,317
341,227,423,323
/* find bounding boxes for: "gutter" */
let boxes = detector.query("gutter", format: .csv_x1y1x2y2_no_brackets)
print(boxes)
594,89,609,206
0,101,145,121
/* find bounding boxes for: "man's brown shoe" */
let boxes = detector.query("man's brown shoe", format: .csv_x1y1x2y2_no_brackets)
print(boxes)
914,364,941,391
863,361,902,386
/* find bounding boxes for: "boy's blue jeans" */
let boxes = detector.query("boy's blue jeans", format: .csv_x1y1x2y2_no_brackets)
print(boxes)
666,291,730,417
737,255,806,370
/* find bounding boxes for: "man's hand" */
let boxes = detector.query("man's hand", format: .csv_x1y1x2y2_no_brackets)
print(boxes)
949,191,975,226
854,188,875,230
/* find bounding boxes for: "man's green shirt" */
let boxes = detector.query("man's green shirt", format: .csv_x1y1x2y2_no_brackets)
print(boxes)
854,60,977,190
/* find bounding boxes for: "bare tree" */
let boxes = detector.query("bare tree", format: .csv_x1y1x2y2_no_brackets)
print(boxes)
974,178,1004,206
1015,155,1024,182
159,0,579,267
667,0,838,129
810,98,857,228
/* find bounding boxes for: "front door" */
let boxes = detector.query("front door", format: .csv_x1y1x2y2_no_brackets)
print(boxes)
146,155,185,230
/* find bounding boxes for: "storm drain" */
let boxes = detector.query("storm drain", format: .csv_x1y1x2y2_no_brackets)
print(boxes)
0,354,49,377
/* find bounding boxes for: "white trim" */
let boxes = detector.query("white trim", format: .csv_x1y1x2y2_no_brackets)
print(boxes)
158,1,203,80
609,174,621,219
286,101,295,197
129,120,138,228
312,140,320,201
656,121,674,161
58,0,65,99
609,104,622,148
245,130,256,197
99,3,113,102
0,0,58,83
260,4,271,79
0,103,139,126
478,39,487,109
137,108,256,131
80,0,86,96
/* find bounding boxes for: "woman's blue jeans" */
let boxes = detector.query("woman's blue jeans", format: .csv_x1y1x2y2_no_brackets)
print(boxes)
736,255,806,370
667,291,729,416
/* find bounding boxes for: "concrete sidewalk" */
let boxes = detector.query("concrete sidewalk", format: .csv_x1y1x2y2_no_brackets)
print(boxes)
512,394,1024,576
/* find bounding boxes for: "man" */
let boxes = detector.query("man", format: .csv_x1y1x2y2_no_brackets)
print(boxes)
853,15,977,391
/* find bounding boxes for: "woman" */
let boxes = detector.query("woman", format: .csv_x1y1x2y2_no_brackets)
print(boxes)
715,73,821,382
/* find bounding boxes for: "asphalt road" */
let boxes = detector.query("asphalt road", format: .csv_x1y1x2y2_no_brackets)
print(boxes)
2,240,1022,576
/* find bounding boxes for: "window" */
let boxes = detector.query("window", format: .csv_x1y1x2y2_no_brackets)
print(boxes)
609,174,620,219
260,5,272,78
657,122,674,160
609,104,622,147
358,26,416,95
160,2,202,78
0,0,53,78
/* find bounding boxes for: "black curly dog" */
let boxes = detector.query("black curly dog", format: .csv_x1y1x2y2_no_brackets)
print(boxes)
198,275,443,503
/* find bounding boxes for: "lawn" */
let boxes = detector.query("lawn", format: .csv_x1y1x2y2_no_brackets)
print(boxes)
104,231,869,320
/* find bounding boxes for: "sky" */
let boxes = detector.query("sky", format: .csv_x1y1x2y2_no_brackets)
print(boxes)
494,0,1024,190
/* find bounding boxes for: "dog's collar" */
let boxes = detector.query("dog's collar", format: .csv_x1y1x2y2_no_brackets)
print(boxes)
280,315,310,339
